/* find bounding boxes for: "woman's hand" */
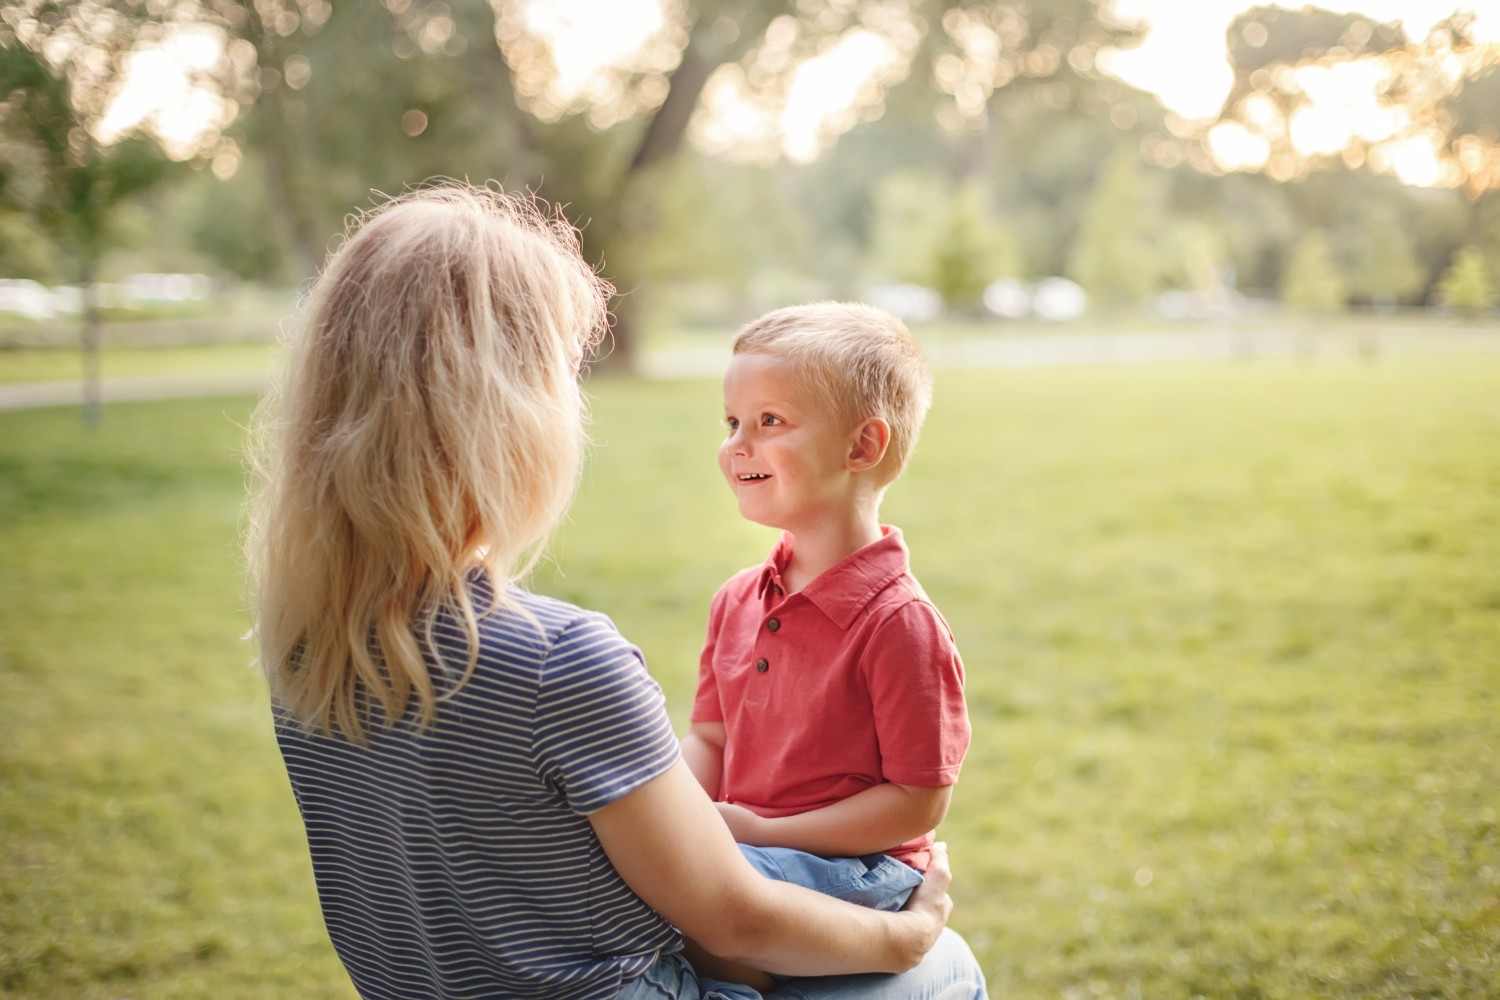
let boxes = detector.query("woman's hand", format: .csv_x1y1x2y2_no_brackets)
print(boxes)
590,760,955,977
895,841,954,967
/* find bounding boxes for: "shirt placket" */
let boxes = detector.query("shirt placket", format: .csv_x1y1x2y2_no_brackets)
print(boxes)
752,594,792,682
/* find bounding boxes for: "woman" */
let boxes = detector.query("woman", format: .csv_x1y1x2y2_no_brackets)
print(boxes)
246,183,987,1000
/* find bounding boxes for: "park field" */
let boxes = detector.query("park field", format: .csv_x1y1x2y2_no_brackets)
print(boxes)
1,354,1497,998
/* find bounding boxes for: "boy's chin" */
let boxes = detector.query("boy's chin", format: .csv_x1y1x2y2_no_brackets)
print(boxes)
737,505,786,533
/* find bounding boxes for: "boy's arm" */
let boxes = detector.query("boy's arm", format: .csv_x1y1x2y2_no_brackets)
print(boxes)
718,597,967,856
681,721,727,799
717,781,952,857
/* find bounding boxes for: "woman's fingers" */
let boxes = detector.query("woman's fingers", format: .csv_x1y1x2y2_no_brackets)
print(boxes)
905,841,954,931
923,841,953,893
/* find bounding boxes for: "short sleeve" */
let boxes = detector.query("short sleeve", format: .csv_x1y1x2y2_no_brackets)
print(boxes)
690,586,729,724
532,613,681,815
863,600,970,787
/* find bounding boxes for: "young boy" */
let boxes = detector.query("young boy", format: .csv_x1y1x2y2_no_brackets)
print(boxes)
682,302,970,983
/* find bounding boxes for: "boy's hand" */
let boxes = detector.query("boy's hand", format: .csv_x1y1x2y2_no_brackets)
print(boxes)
714,801,767,844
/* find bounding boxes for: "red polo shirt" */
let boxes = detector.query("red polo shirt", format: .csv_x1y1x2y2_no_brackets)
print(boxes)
692,526,969,870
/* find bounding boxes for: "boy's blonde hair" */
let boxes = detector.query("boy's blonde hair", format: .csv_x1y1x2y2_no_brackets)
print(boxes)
732,301,932,487
245,183,609,742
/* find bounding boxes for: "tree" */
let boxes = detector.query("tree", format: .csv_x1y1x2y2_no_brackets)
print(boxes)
1437,245,1496,317
1067,146,1160,308
185,0,799,368
0,15,170,426
0,207,55,278
1211,6,1500,197
1156,217,1228,295
1281,229,1345,313
29,0,1140,370
868,172,1016,312
636,152,817,327
1475,191,1500,285
929,181,1019,312
185,159,290,283
1340,202,1425,309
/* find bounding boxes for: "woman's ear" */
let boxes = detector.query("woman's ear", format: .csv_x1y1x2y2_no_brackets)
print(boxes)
846,418,891,472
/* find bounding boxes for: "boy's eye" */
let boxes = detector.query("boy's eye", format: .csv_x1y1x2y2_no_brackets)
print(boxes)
761,414,782,427
725,416,739,432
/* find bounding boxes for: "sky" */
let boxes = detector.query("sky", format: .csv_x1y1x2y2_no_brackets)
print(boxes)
1107,0,1500,119
96,0,1500,184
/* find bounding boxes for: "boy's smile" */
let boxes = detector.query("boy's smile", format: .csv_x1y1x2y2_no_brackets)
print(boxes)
719,354,856,537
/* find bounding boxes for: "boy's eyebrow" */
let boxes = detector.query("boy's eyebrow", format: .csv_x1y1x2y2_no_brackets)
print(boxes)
738,395,795,411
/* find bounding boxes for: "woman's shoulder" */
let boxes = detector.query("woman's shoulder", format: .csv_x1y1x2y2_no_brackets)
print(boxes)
469,583,631,664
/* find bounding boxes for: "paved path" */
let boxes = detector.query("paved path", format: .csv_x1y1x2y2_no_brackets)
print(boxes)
4,327,1498,413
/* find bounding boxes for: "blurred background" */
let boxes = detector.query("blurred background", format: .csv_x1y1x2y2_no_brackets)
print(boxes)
2,2,1498,999
2,0,1499,366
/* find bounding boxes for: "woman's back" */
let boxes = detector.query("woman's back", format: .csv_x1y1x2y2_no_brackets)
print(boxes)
276,578,681,999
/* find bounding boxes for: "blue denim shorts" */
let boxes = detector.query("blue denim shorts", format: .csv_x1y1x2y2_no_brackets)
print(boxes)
619,930,987,1000
738,845,924,913
618,948,763,1000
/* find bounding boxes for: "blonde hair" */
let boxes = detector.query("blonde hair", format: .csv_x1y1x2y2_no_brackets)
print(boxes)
732,302,932,487
246,183,610,742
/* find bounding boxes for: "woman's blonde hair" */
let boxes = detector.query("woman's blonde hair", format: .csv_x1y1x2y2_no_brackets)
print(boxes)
246,183,610,742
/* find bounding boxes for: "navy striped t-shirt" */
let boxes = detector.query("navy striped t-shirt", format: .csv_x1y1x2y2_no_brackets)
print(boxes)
275,581,683,999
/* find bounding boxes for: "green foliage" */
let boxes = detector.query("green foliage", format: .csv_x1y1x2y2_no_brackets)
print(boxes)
4,351,1500,997
1437,245,1497,316
1339,202,1427,306
1156,218,1229,294
1067,148,1161,308
1476,192,1500,285
1224,6,1406,87
184,160,288,283
637,154,816,323
0,208,56,279
1281,229,1347,312
928,182,1021,312
868,173,1018,311
0,41,169,275
868,171,946,284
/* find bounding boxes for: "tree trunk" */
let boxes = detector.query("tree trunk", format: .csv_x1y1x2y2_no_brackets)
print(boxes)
244,9,324,281
256,97,324,280
593,1,792,373
79,253,101,429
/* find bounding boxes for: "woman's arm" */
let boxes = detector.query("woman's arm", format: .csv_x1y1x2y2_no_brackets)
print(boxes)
589,759,951,977
715,781,952,857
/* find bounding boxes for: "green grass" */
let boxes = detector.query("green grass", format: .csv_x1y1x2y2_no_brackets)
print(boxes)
3,355,1498,998
0,343,282,385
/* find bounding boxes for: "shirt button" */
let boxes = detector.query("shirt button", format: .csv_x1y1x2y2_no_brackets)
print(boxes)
766,618,781,633
755,658,769,673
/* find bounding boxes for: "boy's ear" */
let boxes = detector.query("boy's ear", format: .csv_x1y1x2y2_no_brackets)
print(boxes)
846,418,891,472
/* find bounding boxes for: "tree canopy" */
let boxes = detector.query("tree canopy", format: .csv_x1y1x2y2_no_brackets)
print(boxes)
3,0,1499,344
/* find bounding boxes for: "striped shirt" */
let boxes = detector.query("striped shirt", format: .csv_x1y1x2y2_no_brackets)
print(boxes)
275,580,683,999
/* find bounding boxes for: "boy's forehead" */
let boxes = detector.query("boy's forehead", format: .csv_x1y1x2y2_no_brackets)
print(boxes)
723,353,808,402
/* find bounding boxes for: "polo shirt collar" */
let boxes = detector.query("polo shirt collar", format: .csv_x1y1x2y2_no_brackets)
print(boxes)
755,526,910,630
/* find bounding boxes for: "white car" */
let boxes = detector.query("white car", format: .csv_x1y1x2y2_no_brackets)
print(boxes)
0,279,56,319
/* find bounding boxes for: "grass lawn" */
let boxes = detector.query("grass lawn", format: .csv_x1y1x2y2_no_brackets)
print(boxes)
0,343,282,385
2,355,1497,998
